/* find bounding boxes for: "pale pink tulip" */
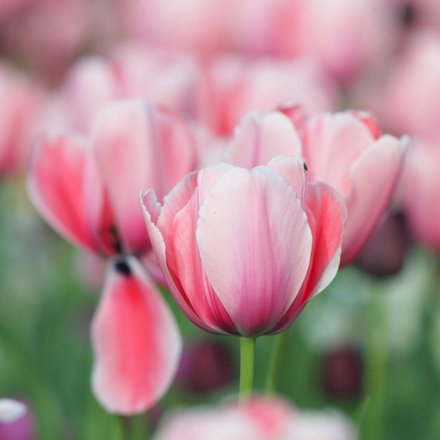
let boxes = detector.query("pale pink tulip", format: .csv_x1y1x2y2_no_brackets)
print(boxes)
142,156,346,336
0,62,43,178
227,109,405,266
399,137,440,251
292,0,392,83
153,397,357,440
199,56,337,136
63,44,203,133
92,256,181,414
115,0,389,83
298,111,405,265
384,31,440,138
28,99,197,257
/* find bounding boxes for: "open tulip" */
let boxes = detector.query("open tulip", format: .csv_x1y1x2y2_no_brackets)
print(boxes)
227,108,405,266
29,99,197,257
142,156,346,336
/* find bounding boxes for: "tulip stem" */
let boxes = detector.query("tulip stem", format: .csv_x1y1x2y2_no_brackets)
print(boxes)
239,337,255,403
363,285,387,440
113,415,125,440
265,331,289,394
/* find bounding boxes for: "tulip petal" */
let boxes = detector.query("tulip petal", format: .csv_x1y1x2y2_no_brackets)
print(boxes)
93,100,196,254
302,113,374,197
91,256,181,415
197,166,312,335
277,182,346,331
267,155,307,202
227,112,302,168
341,135,404,265
28,135,97,252
141,189,214,333
303,182,346,296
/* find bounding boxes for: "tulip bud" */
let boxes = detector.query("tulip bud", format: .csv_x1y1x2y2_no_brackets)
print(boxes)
356,212,409,278
321,346,363,400
0,399,35,440
176,339,236,394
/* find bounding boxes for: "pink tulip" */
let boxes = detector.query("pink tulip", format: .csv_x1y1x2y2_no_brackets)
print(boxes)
229,108,405,266
399,137,440,251
298,110,405,265
0,62,43,178
92,256,181,414
142,156,346,336
153,396,357,440
0,399,35,440
29,99,197,257
199,55,337,136
114,0,389,83
291,0,392,83
62,44,203,133
384,31,440,138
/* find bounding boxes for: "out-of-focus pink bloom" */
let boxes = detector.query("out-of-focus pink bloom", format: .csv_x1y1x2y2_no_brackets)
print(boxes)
116,0,390,83
285,108,405,266
0,0,29,22
0,399,35,440
292,0,392,83
384,31,440,138
0,0,90,81
0,62,43,178
153,397,357,440
28,99,197,257
399,138,440,251
199,56,337,137
92,256,181,414
227,109,405,266
62,44,203,133
142,156,346,336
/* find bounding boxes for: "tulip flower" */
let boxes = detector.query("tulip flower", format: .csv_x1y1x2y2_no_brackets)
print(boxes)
0,62,42,178
199,56,337,136
62,44,203,133
0,399,35,440
142,156,346,337
399,137,440,251
29,99,197,257
92,256,181,414
153,396,357,440
28,99,192,414
384,31,440,139
227,108,405,266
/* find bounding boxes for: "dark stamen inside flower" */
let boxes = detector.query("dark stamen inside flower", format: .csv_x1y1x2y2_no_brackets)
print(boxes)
114,258,132,276
303,162,308,171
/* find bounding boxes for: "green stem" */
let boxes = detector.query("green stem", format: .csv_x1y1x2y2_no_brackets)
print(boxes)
265,331,289,394
363,286,387,440
113,415,125,440
239,337,255,403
